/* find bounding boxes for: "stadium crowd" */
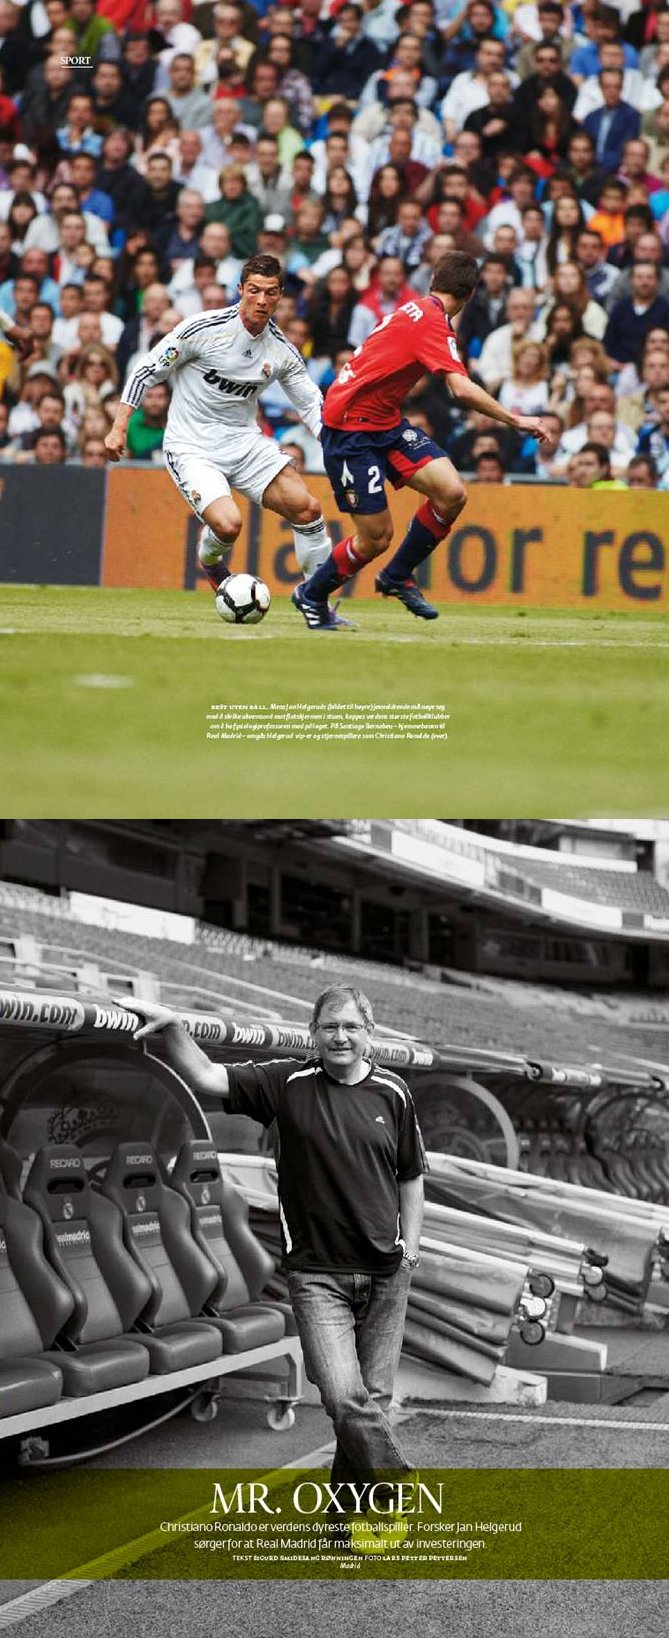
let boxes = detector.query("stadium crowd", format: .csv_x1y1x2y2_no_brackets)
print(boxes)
0,0,668,484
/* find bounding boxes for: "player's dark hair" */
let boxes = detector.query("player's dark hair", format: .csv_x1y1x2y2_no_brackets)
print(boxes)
431,250,479,300
239,253,284,287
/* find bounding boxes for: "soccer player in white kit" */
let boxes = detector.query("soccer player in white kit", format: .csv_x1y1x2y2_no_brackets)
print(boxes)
105,255,347,625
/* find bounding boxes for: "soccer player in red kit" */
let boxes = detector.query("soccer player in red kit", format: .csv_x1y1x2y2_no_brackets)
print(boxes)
291,250,551,627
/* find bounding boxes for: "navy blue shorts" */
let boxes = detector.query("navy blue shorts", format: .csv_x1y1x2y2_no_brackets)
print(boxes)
321,417,446,515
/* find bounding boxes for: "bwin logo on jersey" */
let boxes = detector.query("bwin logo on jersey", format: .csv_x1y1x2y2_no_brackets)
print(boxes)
203,370,261,397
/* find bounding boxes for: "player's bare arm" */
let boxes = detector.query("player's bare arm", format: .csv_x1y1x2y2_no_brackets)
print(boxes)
128,1000,229,1097
444,371,552,444
105,402,133,461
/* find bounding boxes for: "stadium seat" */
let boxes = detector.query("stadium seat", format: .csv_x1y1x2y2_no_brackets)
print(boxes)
0,1189,72,1415
100,1143,224,1373
0,1136,24,1200
170,1140,292,1348
23,1146,152,1396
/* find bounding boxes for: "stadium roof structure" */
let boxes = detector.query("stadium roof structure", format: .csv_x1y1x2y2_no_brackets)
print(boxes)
333,822,669,942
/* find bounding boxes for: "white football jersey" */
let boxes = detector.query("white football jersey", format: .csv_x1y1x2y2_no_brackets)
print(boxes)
121,305,323,454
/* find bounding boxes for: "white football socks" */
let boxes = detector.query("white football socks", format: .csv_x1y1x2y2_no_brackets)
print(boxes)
198,525,232,568
293,515,331,576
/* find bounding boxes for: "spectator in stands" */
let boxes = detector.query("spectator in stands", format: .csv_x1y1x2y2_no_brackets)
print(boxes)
315,4,382,99
96,128,149,232
121,32,157,110
569,438,628,489
374,197,431,270
626,452,658,488
463,69,517,161
24,299,61,369
583,68,640,171
203,163,262,258
115,279,171,381
11,384,75,458
477,285,537,393
64,0,117,60
32,424,67,463
575,225,619,304
588,176,628,247
165,53,212,130
91,60,141,134
195,3,255,89
125,380,170,458
81,433,108,465
473,447,507,481
308,267,358,362
1,249,59,315
536,260,608,340
512,40,576,125
264,34,315,134
80,271,123,351
7,193,38,258
635,382,669,478
52,280,83,348
133,95,181,175
152,0,202,92
244,131,292,219
63,342,119,426
442,37,509,142
456,252,511,359
162,186,205,267
133,986,426,1517
20,55,73,147
56,88,104,159
498,339,551,417
604,261,669,370
348,253,414,348
0,3,37,98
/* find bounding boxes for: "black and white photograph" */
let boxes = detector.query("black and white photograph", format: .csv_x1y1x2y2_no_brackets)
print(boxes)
1,819,669,1634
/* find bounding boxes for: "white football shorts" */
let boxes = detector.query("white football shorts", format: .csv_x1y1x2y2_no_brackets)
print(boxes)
164,431,293,518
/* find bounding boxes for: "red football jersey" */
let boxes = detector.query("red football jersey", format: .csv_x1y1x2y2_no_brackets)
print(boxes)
323,294,468,432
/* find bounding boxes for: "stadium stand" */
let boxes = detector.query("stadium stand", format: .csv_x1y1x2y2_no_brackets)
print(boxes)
1,0,669,489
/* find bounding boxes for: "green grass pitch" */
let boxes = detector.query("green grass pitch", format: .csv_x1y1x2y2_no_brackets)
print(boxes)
0,585,667,817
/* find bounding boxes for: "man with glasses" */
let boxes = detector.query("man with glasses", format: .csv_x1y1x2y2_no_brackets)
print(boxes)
132,984,427,1533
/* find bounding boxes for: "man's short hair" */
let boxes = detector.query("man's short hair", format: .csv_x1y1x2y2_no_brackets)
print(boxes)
628,453,658,480
34,427,66,451
310,987,375,1034
581,439,610,470
327,101,354,125
239,253,284,287
431,250,479,300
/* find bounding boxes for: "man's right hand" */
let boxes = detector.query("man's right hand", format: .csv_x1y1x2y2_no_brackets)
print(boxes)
123,999,182,1039
104,426,127,462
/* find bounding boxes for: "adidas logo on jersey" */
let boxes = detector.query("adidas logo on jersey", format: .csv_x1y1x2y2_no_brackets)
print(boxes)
202,370,262,398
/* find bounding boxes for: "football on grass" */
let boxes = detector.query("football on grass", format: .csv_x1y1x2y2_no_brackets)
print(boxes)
215,573,271,625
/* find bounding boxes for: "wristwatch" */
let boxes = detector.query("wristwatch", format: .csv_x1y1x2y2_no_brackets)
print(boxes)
401,1252,421,1270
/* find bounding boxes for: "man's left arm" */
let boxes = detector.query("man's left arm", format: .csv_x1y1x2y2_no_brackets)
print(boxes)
399,1175,424,1260
278,355,323,439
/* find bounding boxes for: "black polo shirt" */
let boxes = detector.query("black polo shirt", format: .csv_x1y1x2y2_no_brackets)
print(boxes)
227,1056,427,1274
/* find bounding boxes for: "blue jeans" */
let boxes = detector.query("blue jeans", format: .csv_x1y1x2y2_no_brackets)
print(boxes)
287,1266,412,1492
